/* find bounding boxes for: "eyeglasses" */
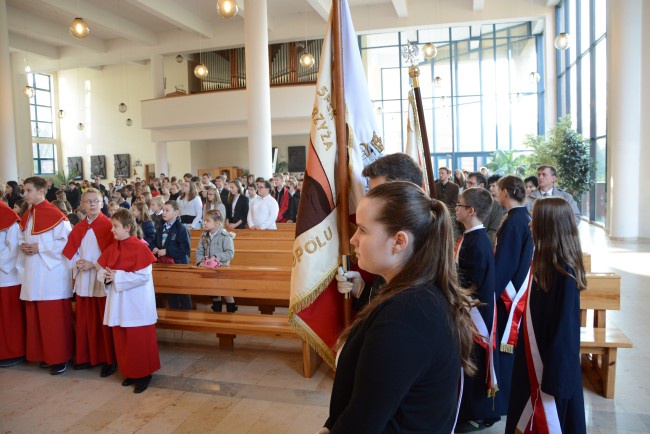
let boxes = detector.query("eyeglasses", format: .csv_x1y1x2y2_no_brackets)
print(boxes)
83,199,102,205
456,204,472,209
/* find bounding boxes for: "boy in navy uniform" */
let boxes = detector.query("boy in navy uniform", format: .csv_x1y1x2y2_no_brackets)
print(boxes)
454,187,500,432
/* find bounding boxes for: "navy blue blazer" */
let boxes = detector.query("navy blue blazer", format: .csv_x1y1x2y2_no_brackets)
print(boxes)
154,218,190,264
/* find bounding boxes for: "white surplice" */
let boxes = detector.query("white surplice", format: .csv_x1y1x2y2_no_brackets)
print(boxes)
70,229,106,298
97,265,157,327
0,222,22,287
19,219,73,301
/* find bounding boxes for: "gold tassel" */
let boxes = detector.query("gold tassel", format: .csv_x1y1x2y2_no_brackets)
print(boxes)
501,343,514,353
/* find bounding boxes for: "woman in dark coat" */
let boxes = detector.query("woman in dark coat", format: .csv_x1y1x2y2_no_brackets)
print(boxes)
505,197,586,434
322,182,477,434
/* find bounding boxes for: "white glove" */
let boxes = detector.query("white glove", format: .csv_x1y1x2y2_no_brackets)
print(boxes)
335,266,364,298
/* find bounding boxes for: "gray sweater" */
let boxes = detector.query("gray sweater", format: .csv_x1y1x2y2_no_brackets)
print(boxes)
195,228,235,265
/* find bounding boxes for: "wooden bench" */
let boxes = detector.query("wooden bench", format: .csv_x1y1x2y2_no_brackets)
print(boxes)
189,229,294,266
152,264,322,378
580,273,633,398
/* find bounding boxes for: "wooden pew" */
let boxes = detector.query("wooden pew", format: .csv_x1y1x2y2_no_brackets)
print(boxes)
152,264,322,378
189,229,294,266
580,273,633,398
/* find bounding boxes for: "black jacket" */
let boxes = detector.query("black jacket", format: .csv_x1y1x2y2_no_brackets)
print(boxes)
226,196,249,229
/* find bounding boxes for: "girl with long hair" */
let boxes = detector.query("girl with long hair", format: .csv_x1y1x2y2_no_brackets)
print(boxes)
493,175,534,415
322,181,477,433
178,180,203,229
226,180,248,230
505,197,586,434
5,181,22,209
203,186,226,222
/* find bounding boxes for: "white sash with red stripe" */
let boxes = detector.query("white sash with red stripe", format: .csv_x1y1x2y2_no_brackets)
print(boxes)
500,264,532,353
515,290,562,434
470,295,499,397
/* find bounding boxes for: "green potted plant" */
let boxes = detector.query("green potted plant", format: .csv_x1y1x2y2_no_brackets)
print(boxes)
523,116,594,203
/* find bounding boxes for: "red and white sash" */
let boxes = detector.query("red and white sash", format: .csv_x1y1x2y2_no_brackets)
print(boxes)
470,295,499,397
516,290,562,434
500,264,532,353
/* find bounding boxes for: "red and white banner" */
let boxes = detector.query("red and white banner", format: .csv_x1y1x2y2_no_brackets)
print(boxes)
289,0,382,368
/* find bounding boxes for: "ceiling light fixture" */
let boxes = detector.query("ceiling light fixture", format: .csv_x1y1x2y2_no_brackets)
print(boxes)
529,71,541,84
300,52,315,68
216,0,238,19
126,118,133,126
176,54,184,63
118,102,128,113
24,86,35,98
194,63,208,79
554,32,570,50
69,17,90,39
422,43,437,61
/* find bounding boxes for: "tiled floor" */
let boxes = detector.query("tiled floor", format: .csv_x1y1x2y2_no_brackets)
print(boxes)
1,223,648,433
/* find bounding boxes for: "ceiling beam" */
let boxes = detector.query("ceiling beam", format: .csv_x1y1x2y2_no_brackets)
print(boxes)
391,0,408,18
7,6,106,53
306,0,330,21
9,34,59,60
473,0,485,11
125,0,213,38
40,0,158,46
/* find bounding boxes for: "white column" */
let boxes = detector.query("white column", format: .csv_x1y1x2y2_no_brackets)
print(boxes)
244,0,273,179
607,0,642,239
0,0,19,181
639,1,650,238
151,54,168,176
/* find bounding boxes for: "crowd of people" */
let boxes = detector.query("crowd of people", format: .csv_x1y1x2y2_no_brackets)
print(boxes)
1,158,586,432
327,156,586,433
0,170,302,393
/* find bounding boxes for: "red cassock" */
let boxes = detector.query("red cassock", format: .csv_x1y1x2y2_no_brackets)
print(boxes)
98,236,160,378
63,214,116,366
20,200,74,365
0,202,25,360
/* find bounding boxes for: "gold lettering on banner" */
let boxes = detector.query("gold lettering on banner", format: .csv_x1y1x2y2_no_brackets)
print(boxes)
292,226,334,267
311,86,335,152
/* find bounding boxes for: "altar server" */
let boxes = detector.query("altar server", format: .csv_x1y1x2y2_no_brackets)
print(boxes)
0,200,25,367
18,176,73,375
97,209,160,393
62,187,116,377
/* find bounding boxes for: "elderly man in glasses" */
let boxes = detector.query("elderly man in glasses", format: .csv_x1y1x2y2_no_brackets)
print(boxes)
62,187,117,377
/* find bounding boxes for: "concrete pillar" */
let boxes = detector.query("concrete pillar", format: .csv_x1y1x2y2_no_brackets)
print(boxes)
0,0,19,181
606,0,642,239
151,54,168,176
639,1,650,239
244,0,273,179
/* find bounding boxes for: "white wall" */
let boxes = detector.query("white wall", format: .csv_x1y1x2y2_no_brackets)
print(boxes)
58,63,155,181
189,134,309,176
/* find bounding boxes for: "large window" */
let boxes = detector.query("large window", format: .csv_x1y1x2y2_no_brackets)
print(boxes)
28,73,56,175
556,0,607,224
361,22,544,172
